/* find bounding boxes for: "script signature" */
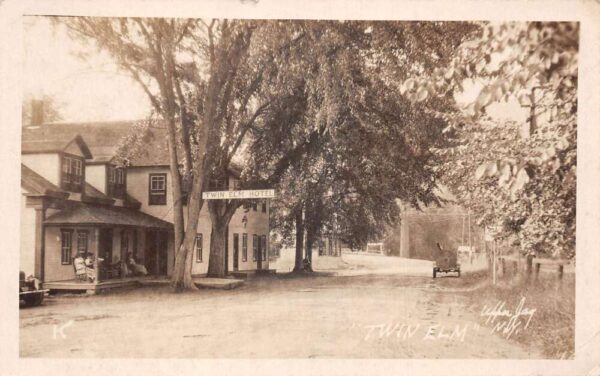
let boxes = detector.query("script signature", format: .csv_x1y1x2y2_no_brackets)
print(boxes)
480,297,536,340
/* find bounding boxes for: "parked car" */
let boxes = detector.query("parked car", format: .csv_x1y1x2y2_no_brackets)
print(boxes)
19,271,48,307
433,243,461,278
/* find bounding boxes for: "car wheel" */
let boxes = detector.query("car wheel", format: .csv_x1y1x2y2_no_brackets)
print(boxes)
32,293,44,306
23,295,34,307
433,268,437,278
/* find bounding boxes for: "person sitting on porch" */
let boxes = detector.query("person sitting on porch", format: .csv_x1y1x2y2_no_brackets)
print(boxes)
127,252,148,276
73,252,96,282
84,254,96,268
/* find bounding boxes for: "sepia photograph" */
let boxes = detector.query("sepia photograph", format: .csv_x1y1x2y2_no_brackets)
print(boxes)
2,0,600,375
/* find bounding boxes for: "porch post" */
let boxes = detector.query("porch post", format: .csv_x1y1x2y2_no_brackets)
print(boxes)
155,230,160,276
120,228,125,280
94,228,101,284
34,208,46,281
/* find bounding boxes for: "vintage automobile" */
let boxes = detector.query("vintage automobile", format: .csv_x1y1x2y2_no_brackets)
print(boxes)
19,271,48,307
433,242,461,278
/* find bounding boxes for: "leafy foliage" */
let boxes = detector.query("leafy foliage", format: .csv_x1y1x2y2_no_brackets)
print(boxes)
404,22,578,258
256,21,478,251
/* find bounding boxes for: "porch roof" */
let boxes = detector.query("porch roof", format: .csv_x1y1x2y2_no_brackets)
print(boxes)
82,182,115,206
44,202,173,229
21,163,69,199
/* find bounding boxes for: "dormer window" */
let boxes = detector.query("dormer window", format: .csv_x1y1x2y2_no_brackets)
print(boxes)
107,165,126,199
60,154,84,192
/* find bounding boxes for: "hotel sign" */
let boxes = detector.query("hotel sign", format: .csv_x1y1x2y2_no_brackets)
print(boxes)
202,189,275,200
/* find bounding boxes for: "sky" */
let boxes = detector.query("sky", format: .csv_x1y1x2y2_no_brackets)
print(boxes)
23,16,151,123
22,16,527,124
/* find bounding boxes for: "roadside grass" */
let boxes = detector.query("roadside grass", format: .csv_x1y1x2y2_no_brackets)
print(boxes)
459,271,575,359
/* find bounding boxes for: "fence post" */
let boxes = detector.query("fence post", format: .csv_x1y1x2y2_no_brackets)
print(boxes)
535,262,541,281
558,264,564,281
492,241,497,285
526,255,533,281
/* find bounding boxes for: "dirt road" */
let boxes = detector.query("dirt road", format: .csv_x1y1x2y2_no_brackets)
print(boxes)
20,264,543,358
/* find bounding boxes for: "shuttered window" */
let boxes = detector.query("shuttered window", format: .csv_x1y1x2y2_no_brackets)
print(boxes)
252,234,258,261
107,165,127,199
60,155,84,192
149,173,167,205
242,234,248,262
61,230,73,265
77,230,88,258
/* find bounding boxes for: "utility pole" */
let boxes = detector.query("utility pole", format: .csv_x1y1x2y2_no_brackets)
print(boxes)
461,214,465,245
492,241,497,285
520,86,540,137
468,211,472,264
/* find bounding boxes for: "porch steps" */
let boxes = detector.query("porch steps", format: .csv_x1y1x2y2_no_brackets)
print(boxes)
138,277,245,290
195,278,244,290
231,269,277,279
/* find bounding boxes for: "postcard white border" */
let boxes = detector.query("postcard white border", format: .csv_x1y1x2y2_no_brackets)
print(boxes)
1,0,599,375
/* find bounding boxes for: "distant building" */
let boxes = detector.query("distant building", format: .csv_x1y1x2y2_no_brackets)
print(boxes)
396,203,483,260
20,116,270,288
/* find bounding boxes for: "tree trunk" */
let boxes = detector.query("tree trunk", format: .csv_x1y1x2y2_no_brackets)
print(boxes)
171,170,206,291
293,207,304,272
150,34,185,258
305,226,315,272
207,214,228,278
206,200,238,278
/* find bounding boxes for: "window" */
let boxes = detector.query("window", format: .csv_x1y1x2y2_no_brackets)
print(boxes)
107,166,127,199
72,159,82,183
242,234,248,262
60,155,84,192
261,201,267,213
252,234,258,261
61,230,73,265
149,173,167,205
77,230,89,258
195,234,203,262
261,235,267,261
252,201,257,212
208,177,228,191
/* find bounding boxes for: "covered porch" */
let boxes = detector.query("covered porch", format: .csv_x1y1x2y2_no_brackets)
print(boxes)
42,201,174,289
45,275,246,293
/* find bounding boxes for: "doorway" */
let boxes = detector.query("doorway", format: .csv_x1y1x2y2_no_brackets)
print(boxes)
233,233,239,271
145,230,168,276
98,228,113,263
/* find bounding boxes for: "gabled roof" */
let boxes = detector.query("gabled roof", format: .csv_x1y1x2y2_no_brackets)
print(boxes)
25,121,244,177
44,201,173,230
22,121,168,166
21,164,69,199
22,127,93,159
